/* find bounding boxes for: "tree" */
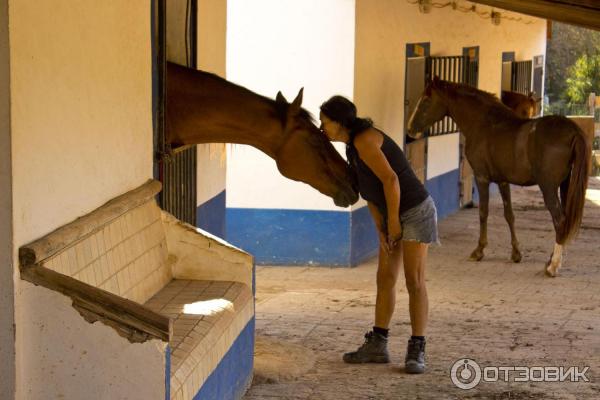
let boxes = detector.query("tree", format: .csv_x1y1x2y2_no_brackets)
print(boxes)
565,53,600,104
545,23,600,103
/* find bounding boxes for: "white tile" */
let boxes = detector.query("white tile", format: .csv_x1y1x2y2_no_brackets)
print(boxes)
90,233,99,261
102,227,112,251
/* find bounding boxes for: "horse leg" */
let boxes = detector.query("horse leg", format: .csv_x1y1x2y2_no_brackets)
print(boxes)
498,183,521,263
469,178,489,261
539,184,566,277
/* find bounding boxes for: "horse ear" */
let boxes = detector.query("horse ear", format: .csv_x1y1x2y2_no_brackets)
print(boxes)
276,91,288,104
290,88,304,114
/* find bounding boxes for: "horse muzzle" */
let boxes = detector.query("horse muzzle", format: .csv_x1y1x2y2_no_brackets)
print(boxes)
334,185,359,208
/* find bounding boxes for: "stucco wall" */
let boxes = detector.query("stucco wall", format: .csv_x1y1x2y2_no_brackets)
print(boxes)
224,0,546,265
224,0,360,265
354,0,547,147
9,1,155,398
17,282,166,400
196,0,227,207
354,0,546,218
226,0,355,212
166,0,188,67
0,0,15,397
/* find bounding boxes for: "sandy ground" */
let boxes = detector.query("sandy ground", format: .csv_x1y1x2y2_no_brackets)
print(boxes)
243,178,600,400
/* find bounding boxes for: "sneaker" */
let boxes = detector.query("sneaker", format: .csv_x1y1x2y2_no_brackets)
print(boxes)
343,331,390,364
404,338,426,374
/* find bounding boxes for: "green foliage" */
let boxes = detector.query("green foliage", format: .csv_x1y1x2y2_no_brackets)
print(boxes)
565,54,600,104
543,100,591,116
545,23,600,103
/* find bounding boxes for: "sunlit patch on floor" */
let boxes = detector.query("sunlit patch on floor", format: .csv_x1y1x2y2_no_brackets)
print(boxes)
586,188,600,206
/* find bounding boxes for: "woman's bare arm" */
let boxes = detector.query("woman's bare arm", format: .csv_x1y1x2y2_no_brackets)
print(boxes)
354,129,402,245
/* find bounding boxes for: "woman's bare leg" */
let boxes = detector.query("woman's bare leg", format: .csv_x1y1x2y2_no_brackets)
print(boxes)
402,241,429,336
374,240,403,329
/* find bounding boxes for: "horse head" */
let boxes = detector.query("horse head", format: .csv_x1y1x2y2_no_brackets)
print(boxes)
527,91,542,117
273,89,358,208
407,76,449,139
501,90,539,118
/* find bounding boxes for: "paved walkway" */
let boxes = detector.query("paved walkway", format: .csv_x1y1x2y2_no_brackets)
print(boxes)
244,178,600,400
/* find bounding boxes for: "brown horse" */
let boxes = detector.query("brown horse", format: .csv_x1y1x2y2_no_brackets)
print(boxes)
166,62,358,207
501,91,540,119
408,78,590,277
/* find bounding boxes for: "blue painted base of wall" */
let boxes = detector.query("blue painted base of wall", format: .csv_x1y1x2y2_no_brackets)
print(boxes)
425,169,460,220
224,170,466,267
472,182,499,206
350,206,378,266
226,208,350,265
197,190,226,238
226,206,378,266
165,345,171,400
193,317,255,400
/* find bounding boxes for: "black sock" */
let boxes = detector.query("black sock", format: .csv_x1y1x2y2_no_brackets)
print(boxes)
373,326,389,338
411,335,425,341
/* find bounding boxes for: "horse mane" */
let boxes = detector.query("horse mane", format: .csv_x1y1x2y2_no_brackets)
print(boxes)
434,80,524,121
196,67,315,125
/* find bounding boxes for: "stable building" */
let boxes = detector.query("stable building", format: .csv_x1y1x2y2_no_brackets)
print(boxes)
2,1,599,399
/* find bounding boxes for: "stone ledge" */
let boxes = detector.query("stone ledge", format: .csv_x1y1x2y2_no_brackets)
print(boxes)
19,179,162,266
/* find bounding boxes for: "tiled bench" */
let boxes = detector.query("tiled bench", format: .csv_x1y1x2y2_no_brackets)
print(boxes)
19,180,255,400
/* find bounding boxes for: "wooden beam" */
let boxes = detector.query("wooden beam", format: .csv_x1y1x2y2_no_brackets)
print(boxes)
19,179,162,266
469,0,600,31
552,1,599,9
20,265,171,343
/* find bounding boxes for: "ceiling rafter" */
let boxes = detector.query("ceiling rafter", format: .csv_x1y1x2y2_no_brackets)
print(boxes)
468,0,600,30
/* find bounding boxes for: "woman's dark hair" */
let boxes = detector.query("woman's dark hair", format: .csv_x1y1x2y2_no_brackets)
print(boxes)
320,95,373,139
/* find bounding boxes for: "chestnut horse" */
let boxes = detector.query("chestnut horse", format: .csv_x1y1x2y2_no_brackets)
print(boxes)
166,62,358,208
501,90,541,118
408,78,590,277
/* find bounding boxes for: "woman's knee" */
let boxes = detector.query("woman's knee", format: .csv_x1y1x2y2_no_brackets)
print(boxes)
405,274,426,295
377,269,399,290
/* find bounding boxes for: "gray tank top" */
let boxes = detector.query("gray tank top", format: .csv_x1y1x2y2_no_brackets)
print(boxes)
346,130,429,220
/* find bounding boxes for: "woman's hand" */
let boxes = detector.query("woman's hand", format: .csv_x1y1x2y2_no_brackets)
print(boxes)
377,229,390,253
387,220,402,250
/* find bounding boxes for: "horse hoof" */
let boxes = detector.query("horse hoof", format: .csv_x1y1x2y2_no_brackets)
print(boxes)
469,251,484,262
545,265,557,278
511,251,522,263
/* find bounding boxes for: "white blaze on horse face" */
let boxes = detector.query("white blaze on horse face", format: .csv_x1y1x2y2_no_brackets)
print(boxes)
546,243,563,277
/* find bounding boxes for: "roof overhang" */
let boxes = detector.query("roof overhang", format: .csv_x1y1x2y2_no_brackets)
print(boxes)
469,0,600,31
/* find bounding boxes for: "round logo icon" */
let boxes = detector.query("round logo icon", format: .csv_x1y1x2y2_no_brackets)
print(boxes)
451,358,482,390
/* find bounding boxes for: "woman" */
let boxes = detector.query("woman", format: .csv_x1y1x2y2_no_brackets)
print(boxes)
319,96,439,374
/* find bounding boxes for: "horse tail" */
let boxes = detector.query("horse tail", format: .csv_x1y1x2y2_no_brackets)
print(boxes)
561,130,590,243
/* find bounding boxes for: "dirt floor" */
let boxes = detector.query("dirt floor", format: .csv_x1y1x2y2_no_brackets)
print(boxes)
243,178,600,400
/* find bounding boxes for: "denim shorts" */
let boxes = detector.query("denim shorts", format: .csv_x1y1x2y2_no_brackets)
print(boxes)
400,196,440,245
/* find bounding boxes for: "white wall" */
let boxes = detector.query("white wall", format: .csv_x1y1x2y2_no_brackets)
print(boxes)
0,0,14,397
355,0,547,179
226,0,355,211
197,0,227,206
427,133,460,179
17,282,166,400
9,1,155,398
